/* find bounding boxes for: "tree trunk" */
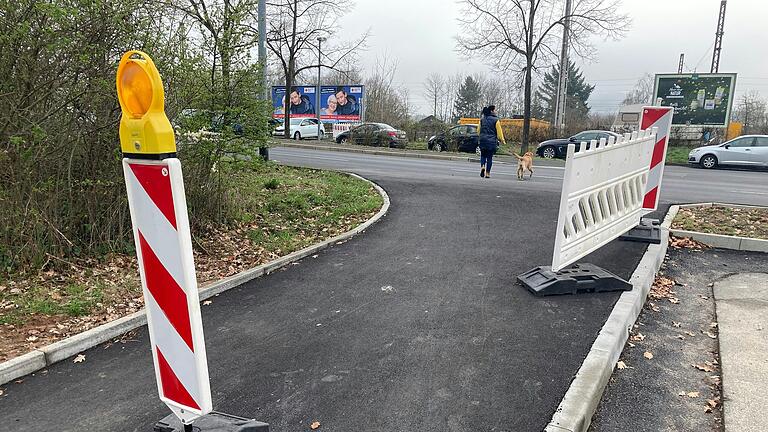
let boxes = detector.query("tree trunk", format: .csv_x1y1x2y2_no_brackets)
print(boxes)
522,60,532,154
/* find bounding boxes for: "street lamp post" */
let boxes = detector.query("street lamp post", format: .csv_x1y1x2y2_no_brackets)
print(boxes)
316,37,326,141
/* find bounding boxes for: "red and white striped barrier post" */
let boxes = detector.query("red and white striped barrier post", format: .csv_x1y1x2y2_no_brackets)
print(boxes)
619,106,674,244
117,51,212,426
640,106,674,212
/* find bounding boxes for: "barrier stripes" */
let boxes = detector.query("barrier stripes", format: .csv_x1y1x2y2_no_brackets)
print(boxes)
640,106,674,212
123,158,212,422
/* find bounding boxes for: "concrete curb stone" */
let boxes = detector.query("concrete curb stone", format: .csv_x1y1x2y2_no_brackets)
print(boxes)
0,350,46,385
544,206,678,432
0,173,390,386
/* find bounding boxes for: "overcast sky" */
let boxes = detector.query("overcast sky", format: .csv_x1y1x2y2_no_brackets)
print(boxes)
337,0,768,116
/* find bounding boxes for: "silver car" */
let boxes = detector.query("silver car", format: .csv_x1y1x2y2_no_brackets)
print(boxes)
688,135,768,169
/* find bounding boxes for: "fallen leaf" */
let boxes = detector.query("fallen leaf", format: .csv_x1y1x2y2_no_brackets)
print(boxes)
705,406,713,413
644,351,654,360
311,421,321,430
705,332,717,339
707,399,719,408
669,298,680,304
616,361,627,370
710,322,718,328
0,389,4,396
685,331,696,337
678,391,687,397
202,300,213,306
687,391,700,398
673,321,682,328
693,363,715,372
73,354,86,363
631,333,646,341
628,342,636,348
26,336,38,342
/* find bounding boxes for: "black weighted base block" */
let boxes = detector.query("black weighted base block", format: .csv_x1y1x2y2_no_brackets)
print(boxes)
154,412,269,432
619,218,661,244
518,263,633,296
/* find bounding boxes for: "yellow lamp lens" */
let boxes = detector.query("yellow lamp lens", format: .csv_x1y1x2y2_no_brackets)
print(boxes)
120,61,153,118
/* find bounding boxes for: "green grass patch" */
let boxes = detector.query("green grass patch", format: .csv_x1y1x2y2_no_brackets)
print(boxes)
673,205,768,240
405,141,428,151
228,161,383,254
2,282,104,322
666,146,696,164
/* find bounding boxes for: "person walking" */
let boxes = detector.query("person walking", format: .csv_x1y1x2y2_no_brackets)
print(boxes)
478,105,505,178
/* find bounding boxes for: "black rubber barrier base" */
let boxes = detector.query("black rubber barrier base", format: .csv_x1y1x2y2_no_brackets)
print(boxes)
518,263,633,296
154,412,269,432
619,218,661,244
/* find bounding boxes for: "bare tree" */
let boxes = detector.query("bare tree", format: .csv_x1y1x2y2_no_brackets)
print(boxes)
457,0,629,151
733,90,768,134
364,55,409,127
423,73,445,118
622,73,654,105
265,0,367,137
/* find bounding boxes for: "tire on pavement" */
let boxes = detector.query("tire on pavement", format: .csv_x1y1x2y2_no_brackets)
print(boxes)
700,154,718,169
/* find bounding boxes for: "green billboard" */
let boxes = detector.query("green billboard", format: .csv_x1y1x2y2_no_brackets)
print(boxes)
653,73,737,127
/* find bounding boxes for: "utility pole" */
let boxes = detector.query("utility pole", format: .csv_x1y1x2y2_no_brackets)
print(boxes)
553,0,572,137
678,53,685,73
258,0,269,159
711,0,727,73
316,37,326,141
258,0,267,98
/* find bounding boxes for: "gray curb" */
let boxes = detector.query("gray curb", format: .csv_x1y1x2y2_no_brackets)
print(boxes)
670,203,768,253
544,206,678,432
274,141,480,162
0,173,390,386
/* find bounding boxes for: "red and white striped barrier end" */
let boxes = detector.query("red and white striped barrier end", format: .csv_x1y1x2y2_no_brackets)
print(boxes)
640,106,674,212
123,158,212,423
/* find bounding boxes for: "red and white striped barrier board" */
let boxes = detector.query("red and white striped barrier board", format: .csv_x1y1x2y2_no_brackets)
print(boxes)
123,158,212,423
639,106,674,212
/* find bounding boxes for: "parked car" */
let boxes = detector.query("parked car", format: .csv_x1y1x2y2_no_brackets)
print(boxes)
335,123,408,148
688,135,768,169
428,124,481,153
273,117,325,140
536,130,622,159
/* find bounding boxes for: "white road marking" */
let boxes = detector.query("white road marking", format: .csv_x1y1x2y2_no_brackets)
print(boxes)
731,190,768,196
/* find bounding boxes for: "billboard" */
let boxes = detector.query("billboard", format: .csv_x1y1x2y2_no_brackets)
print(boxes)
653,73,736,127
272,85,364,123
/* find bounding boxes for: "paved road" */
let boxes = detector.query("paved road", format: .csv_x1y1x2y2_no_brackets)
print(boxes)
270,147,768,207
1,147,762,432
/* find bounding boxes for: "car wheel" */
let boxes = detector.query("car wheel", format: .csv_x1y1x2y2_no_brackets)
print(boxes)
700,154,718,169
294,131,301,140
318,131,324,140
339,136,348,144
434,142,443,152
475,146,481,156
541,146,556,159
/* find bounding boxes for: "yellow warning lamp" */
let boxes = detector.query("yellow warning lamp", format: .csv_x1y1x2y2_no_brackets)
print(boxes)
116,50,176,157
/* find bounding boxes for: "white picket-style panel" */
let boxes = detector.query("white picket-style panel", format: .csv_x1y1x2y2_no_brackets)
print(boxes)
551,128,657,271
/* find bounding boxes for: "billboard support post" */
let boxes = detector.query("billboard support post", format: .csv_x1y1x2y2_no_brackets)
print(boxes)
116,50,269,432
316,37,325,140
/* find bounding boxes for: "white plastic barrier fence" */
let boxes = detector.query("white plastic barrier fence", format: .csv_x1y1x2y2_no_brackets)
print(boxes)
551,129,658,272
332,122,361,139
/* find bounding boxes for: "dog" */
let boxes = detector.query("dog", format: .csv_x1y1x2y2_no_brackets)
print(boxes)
513,152,534,180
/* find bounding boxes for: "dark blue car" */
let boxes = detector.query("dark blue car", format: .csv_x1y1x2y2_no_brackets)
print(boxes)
536,130,621,159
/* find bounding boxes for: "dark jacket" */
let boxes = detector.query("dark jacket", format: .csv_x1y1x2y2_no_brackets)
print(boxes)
479,113,500,150
290,95,315,115
335,94,359,116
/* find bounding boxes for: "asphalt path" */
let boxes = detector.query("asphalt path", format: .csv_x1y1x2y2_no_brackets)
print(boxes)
269,147,768,207
1,146,763,432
